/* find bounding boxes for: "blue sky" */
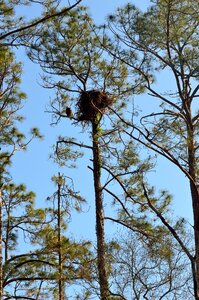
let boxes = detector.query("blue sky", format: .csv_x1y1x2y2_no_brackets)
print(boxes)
11,0,192,242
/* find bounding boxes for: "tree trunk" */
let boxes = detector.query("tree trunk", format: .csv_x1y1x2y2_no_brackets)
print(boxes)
187,116,199,299
92,119,109,300
0,188,3,299
57,175,65,300
5,204,10,263
191,182,199,300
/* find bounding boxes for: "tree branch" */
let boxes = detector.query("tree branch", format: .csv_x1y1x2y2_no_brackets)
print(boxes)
142,182,193,262
0,0,82,42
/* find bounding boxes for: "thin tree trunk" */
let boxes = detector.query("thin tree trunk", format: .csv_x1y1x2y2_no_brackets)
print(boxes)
187,112,199,299
92,119,109,300
0,188,3,299
191,182,199,300
5,205,10,263
57,174,65,300
189,152,199,299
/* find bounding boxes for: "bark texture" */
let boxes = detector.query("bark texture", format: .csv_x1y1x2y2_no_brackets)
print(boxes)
187,116,199,299
92,120,109,300
0,189,2,299
57,175,65,300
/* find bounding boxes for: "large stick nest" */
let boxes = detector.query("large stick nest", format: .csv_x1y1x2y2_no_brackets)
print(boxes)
77,90,114,122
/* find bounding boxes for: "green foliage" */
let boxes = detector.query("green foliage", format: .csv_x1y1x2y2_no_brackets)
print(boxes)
106,0,199,203
28,5,134,125
0,0,196,298
0,48,25,146
2,181,49,298
28,176,93,298
0,46,42,180
53,137,84,168
106,1,198,297
2,175,93,299
109,0,199,77
2,182,42,253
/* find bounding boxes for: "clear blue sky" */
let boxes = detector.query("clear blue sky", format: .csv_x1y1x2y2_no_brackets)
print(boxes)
11,0,192,242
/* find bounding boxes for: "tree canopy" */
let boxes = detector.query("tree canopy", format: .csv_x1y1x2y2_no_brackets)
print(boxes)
0,0,198,299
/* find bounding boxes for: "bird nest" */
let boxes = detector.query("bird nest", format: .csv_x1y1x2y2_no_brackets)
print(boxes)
77,90,114,122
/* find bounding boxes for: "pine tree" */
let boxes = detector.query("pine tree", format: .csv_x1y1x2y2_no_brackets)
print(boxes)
27,6,131,299
29,174,92,299
0,45,42,298
1,180,47,298
26,4,190,298
107,0,199,298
